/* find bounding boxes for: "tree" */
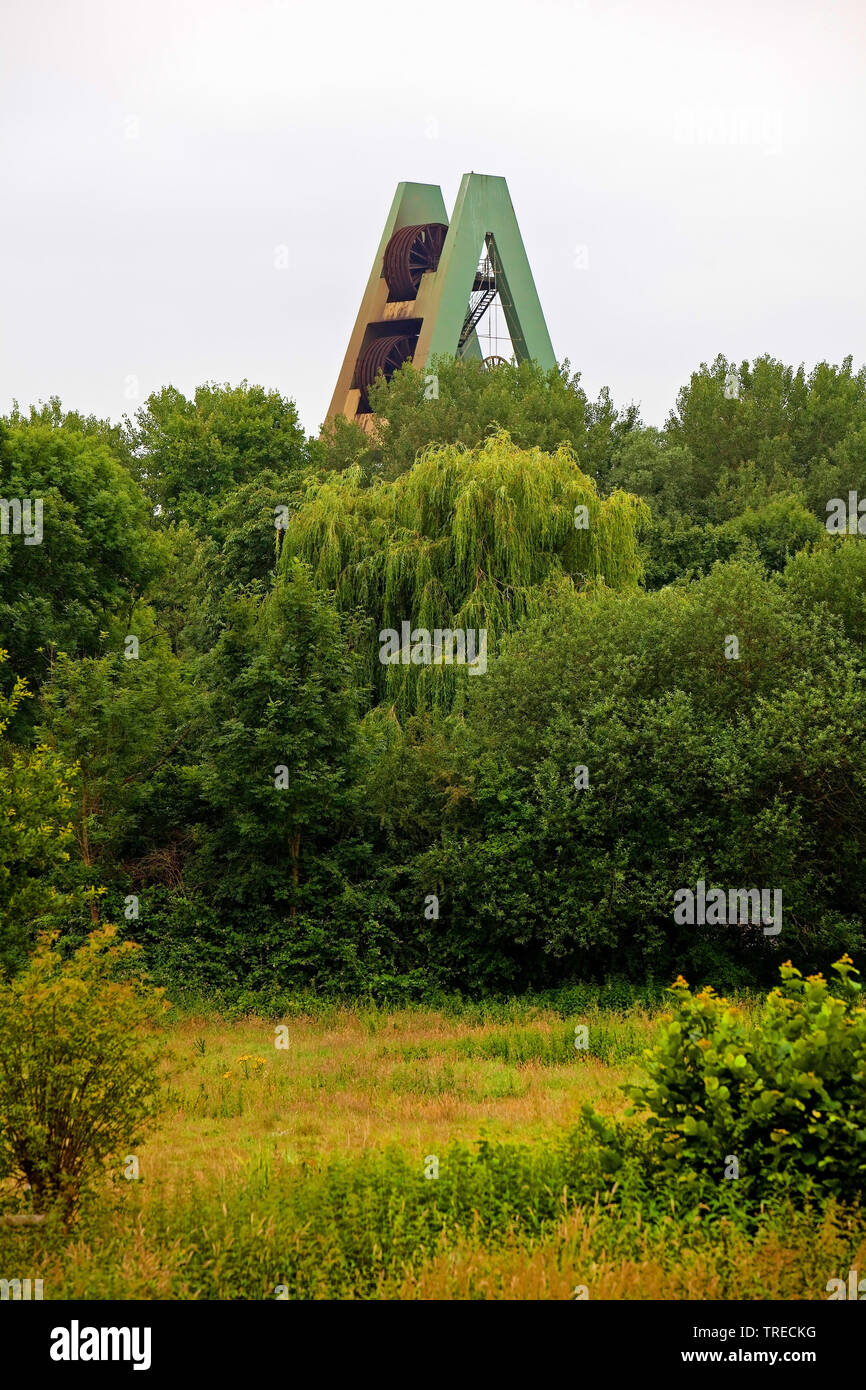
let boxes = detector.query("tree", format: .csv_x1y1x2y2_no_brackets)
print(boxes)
315,356,640,483
389,559,866,990
128,381,309,527
175,560,362,988
642,496,823,590
0,403,159,705
666,355,804,495
783,536,866,647
0,651,82,975
36,631,195,928
284,430,649,714
664,354,866,524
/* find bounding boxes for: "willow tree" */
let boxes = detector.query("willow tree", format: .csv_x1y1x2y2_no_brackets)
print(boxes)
279,431,649,713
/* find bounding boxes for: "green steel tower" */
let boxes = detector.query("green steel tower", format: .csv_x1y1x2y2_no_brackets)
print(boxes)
325,172,555,430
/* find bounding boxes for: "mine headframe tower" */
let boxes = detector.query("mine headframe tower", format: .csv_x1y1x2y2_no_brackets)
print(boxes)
325,172,556,431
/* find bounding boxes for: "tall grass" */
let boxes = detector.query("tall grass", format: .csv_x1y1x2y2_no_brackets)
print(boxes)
1,1000,855,1301
5,1135,863,1300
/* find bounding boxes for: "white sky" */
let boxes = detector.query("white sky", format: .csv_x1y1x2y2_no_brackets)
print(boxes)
1,0,864,433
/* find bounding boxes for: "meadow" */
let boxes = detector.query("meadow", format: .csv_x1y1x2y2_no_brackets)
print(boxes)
5,998,865,1301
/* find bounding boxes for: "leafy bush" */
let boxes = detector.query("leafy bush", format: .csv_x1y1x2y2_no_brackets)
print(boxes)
0,926,166,1220
0,651,82,973
408,558,866,990
624,956,866,1202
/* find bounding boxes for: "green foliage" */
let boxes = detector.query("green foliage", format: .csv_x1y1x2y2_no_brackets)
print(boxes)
6,354,866,1000
198,471,299,592
451,1016,647,1067
138,1123,622,1298
149,472,307,657
666,353,866,507
125,384,311,657
35,638,195,917
607,354,866,585
0,926,166,1219
0,401,158,701
717,495,822,569
624,957,866,1203
783,537,866,646
642,496,823,589
128,381,308,526
10,1133,863,1298
0,651,81,974
142,521,211,658
386,557,866,990
283,430,648,714
606,428,714,518
155,559,367,989
316,356,638,484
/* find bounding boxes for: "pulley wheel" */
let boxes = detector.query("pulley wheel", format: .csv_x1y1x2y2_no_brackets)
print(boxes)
383,223,448,299
356,334,414,398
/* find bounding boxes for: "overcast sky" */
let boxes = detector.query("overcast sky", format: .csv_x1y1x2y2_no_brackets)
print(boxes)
2,0,864,435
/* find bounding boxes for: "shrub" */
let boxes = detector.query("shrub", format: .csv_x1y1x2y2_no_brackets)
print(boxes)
624,956,866,1203
0,925,167,1220
0,650,82,974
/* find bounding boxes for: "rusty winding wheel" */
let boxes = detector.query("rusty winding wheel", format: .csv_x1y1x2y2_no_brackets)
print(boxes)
383,222,448,299
356,333,414,401
354,222,447,408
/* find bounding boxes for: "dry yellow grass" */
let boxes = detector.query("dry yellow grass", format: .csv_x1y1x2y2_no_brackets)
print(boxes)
397,1207,866,1301
143,1009,646,1200
10,1003,859,1301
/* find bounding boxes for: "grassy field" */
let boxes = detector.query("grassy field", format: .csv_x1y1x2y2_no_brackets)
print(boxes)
151,1004,651,1186
3,1001,864,1300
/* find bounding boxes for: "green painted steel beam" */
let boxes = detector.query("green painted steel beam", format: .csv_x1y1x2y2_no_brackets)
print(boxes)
324,173,555,429
419,173,555,370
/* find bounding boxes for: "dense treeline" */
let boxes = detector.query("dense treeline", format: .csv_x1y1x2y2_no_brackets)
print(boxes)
2,354,865,995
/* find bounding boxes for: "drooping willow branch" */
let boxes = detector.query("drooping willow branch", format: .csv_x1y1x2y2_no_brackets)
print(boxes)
279,431,650,713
